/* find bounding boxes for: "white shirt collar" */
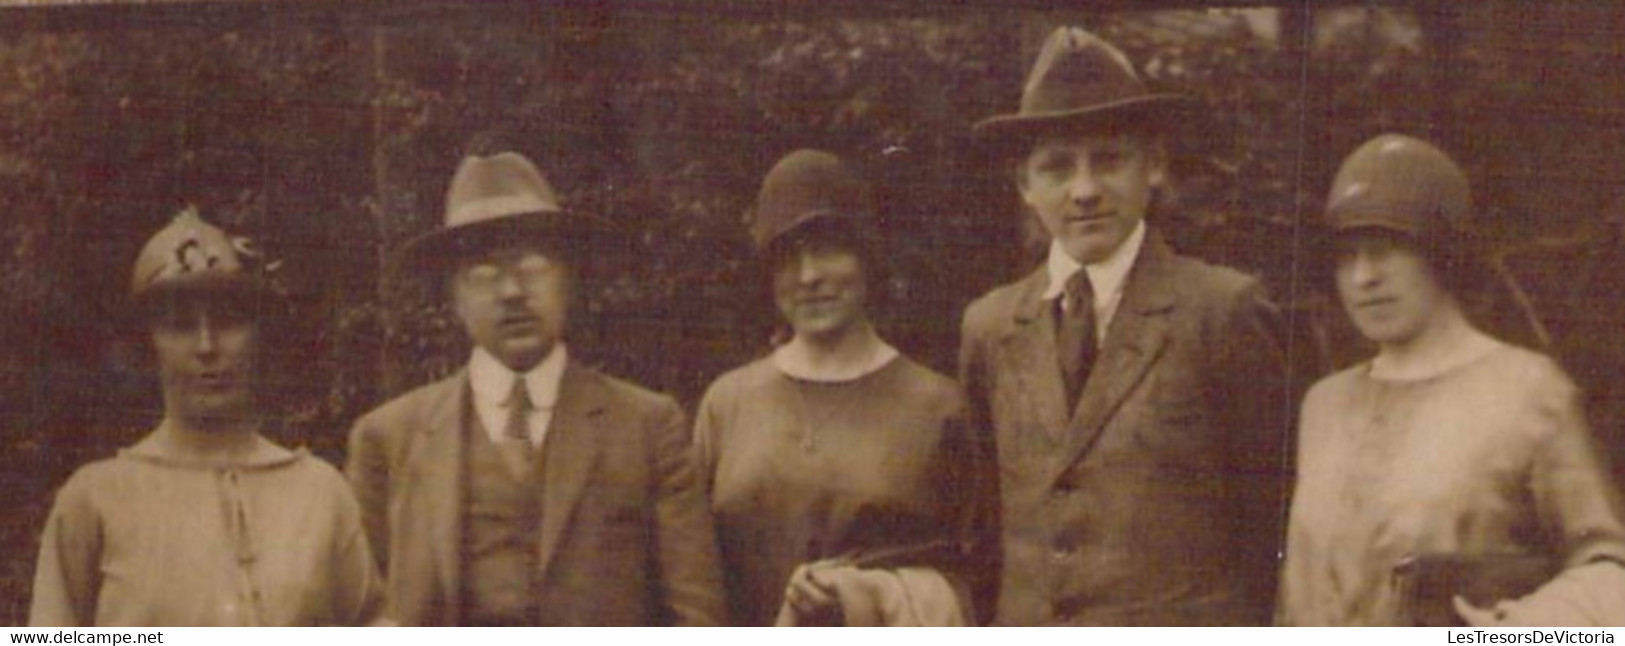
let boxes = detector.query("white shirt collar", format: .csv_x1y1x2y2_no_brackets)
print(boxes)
468,343,568,412
1042,219,1147,303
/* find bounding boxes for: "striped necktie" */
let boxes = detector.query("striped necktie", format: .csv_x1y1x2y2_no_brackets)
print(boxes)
504,377,534,444
1055,270,1097,407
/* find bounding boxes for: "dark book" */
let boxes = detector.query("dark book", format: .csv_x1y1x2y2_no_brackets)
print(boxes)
1393,553,1556,627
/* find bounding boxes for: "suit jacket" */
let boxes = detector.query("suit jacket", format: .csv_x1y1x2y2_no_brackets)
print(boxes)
345,361,727,626
959,231,1292,626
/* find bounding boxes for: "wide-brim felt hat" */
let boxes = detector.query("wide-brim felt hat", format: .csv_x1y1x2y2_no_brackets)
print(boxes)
749,149,874,252
974,27,1191,143
396,151,619,276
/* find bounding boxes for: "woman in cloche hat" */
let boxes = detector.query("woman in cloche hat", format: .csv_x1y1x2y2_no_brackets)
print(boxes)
1277,135,1625,626
30,209,382,626
693,150,988,626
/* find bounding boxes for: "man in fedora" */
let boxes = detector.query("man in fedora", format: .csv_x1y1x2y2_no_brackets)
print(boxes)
958,28,1293,625
345,152,727,626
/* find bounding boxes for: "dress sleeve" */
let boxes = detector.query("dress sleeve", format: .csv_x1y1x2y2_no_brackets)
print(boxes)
691,381,726,496
1528,371,1625,569
29,473,103,627
1507,368,1625,624
327,479,387,626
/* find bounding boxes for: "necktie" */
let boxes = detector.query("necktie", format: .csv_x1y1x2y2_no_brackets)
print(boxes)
504,377,534,444
1055,270,1097,407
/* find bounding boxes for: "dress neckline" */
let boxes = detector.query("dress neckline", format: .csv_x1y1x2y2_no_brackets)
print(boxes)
771,338,901,383
1361,339,1508,386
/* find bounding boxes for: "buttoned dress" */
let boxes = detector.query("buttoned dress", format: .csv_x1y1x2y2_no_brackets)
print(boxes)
30,435,382,626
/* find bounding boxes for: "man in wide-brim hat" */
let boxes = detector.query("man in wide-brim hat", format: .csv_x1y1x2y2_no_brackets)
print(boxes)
957,27,1293,626
345,152,726,626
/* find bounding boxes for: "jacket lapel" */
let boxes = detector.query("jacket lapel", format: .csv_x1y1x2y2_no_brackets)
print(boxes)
535,361,607,580
996,267,1073,443
1059,234,1177,464
400,371,469,624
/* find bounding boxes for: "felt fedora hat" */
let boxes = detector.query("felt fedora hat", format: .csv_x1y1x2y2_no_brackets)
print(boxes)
396,151,616,275
749,149,874,251
974,27,1190,139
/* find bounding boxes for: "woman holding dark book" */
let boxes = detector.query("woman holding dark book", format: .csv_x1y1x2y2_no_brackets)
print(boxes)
1277,135,1625,626
693,150,988,626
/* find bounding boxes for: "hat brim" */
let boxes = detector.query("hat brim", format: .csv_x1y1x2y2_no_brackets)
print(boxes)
131,272,277,317
973,93,1192,139
393,209,622,280
1305,217,1439,286
1308,217,1416,255
751,208,871,252
750,211,877,253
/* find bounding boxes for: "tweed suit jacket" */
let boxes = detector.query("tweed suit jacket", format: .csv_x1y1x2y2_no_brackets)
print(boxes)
959,231,1293,626
345,362,727,626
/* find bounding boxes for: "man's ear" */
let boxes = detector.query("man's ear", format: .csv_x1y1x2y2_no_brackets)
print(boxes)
1012,156,1035,207
1145,137,1170,188
443,269,469,322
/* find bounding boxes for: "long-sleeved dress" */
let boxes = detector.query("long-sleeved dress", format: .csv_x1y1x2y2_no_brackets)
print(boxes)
694,354,983,626
30,434,382,626
1279,343,1625,625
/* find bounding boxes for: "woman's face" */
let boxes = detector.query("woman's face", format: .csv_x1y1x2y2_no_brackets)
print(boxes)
773,242,869,343
1333,232,1455,347
150,294,259,424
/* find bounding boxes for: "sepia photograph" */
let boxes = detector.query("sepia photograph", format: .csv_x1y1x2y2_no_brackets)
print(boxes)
1,0,1623,629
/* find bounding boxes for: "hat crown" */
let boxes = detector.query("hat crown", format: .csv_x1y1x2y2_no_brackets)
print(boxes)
973,27,1186,137
397,151,613,276
1022,28,1150,115
131,208,257,296
750,149,872,249
1326,134,1472,235
444,152,563,228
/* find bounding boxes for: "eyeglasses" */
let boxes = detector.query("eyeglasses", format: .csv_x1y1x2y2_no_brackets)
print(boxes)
456,254,563,293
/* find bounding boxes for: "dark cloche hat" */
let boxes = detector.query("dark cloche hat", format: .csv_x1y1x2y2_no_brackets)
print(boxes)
1325,133,1472,239
396,151,617,275
749,149,874,252
974,27,1190,139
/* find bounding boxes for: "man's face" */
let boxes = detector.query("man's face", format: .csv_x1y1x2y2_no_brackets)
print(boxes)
1333,231,1451,347
773,241,868,343
150,295,258,424
1018,132,1166,264
450,246,571,372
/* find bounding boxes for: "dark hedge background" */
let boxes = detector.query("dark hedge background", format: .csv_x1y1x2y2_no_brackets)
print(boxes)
4,3,1625,625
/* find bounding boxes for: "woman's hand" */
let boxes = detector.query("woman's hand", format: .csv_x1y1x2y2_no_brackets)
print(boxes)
785,560,844,625
1453,596,1509,627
